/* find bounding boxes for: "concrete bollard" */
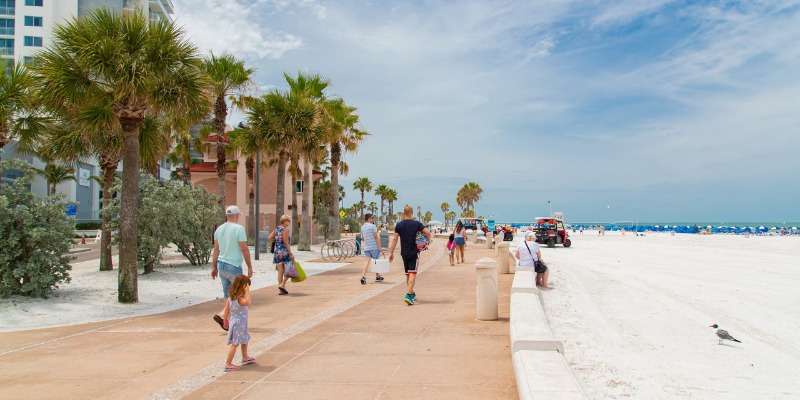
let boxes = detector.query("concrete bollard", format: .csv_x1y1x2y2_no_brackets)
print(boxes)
497,242,510,274
486,232,494,249
475,257,498,321
473,229,480,244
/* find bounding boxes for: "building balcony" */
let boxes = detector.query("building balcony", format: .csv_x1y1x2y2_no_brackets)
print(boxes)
0,6,14,16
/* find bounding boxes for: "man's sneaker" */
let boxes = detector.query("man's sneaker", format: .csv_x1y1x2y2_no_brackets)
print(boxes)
360,277,367,285
410,293,417,301
404,294,414,305
375,276,384,282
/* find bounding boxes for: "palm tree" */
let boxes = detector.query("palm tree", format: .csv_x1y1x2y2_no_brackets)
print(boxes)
247,90,316,234
36,163,76,196
457,182,484,213
440,202,450,230
446,211,457,227
201,53,255,219
374,184,389,224
424,211,433,224
228,123,261,235
284,72,329,250
368,201,378,216
33,9,208,303
323,98,368,239
0,61,38,151
353,177,373,219
385,188,398,225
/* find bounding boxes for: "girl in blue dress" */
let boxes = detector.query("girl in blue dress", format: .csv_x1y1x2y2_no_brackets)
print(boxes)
268,215,294,295
224,275,254,372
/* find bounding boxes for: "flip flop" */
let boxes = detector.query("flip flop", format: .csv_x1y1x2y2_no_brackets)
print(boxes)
278,287,288,295
212,315,228,331
241,357,256,365
224,364,240,372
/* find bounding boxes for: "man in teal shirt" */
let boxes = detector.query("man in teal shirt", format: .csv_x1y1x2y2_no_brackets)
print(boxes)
211,205,253,331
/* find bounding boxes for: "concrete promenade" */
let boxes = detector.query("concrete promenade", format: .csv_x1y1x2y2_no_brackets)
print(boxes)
0,245,517,399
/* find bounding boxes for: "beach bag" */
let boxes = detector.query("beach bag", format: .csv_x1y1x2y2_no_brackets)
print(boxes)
416,231,430,252
534,260,548,274
284,260,299,279
370,258,390,273
291,261,306,282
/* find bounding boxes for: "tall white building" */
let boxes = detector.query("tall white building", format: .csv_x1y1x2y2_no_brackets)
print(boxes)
0,0,175,222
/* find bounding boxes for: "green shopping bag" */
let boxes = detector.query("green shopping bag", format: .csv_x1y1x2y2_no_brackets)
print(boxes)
291,260,307,282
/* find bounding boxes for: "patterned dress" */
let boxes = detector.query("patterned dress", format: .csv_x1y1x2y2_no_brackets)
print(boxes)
227,297,250,345
273,226,292,264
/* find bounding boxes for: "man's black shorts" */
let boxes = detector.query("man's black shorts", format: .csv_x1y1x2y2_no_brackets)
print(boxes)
401,253,419,275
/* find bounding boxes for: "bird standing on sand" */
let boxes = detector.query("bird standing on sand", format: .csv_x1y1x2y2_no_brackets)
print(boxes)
710,324,742,345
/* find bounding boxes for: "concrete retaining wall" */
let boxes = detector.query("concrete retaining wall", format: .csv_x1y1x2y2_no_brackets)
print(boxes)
508,250,588,399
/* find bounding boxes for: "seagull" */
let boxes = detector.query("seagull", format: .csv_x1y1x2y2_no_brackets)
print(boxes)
710,324,742,345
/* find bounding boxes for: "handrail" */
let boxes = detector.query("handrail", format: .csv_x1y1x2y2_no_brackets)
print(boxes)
320,238,357,261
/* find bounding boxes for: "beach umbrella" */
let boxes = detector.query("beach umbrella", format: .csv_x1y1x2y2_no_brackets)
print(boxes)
792,227,798,230
427,220,444,226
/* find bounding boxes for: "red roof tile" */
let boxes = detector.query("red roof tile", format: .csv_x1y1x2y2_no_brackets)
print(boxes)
204,135,230,143
188,162,236,173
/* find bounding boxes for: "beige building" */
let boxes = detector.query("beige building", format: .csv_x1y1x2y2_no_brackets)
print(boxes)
188,134,323,244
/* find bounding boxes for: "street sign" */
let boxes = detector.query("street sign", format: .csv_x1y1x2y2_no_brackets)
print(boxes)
66,204,77,218
488,219,495,231
339,210,345,217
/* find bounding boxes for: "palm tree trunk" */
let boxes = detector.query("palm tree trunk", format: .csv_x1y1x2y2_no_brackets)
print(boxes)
290,174,299,245
274,151,288,231
118,117,143,303
215,95,227,221
182,137,192,186
299,160,312,250
99,156,118,271
360,191,365,220
246,157,254,235
329,142,341,239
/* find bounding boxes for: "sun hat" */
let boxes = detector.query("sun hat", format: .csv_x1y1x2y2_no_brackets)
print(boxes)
225,205,241,215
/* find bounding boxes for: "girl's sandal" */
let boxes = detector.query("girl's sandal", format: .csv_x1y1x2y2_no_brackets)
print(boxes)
224,364,240,372
241,357,256,365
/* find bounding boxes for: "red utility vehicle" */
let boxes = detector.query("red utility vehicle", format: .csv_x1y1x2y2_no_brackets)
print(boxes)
534,216,571,248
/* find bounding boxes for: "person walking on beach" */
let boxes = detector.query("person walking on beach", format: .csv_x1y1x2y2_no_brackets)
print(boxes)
389,206,431,305
447,233,456,266
359,213,384,285
268,215,295,295
223,275,255,372
211,206,253,331
453,220,467,263
515,232,550,289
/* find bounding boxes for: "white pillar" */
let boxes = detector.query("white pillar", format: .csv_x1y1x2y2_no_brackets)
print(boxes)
486,232,494,249
475,257,498,321
497,242,510,274
473,228,480,244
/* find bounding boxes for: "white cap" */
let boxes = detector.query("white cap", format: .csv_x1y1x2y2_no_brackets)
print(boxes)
225,205,241,216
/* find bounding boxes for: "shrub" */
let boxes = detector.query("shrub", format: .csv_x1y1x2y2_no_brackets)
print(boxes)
0,158,74,298
75,222,102,230
103,177,220,273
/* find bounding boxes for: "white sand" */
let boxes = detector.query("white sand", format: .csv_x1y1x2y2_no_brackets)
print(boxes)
538,231,800,399
0,245,348,332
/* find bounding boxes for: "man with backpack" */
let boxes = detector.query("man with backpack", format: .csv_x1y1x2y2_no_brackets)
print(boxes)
389,206,432,305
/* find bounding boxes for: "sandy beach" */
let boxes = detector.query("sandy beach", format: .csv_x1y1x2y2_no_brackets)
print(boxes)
538,231,800,399
0,245,347,332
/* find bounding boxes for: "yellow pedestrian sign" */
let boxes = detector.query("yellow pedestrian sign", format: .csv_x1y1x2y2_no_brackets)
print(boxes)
339,210,345,217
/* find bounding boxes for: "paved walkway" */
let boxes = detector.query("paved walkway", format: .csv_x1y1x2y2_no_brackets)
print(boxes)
0,245,516,399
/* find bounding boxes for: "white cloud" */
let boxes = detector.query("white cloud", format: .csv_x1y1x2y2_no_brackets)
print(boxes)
173,0,304,58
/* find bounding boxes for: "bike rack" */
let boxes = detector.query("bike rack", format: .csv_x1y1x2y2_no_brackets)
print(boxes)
320,238,358,261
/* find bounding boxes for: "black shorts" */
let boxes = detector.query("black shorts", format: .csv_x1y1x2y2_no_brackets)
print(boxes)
401,254,419,275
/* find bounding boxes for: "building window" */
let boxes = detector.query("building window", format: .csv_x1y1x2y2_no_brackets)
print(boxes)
23,56,35,65
0,0,13,16
24,36,42,47
0,38,12,55
295,180,304,193
2,57,12,74
0,18,12,35
25,0,44,7
24,16,42,27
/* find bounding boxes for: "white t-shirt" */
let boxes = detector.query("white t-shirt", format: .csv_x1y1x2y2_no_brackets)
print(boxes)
516,240,540,267
360,222,379,251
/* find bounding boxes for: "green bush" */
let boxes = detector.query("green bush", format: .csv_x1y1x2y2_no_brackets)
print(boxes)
75,222,102,230
103,177,220,273
0,158,74,298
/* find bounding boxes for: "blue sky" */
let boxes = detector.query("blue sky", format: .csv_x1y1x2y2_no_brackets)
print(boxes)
174,0,800,223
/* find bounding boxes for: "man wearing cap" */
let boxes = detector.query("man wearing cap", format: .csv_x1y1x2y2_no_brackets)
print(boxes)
211,205,254,331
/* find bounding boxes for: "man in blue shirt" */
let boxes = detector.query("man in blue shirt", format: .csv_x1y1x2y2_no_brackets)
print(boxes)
389,206,431,305
359,213,384,284
211,205,253,331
